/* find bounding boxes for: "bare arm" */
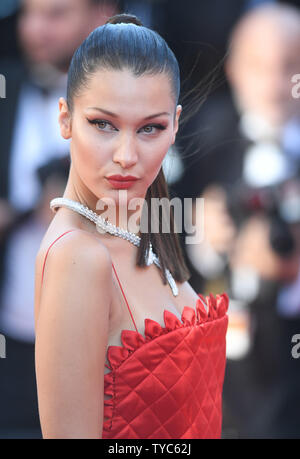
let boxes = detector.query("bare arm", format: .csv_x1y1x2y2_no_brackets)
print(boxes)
35,233,112,439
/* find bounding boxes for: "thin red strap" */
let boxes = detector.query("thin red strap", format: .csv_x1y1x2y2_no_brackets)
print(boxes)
111,261,139,333
41,230,77,285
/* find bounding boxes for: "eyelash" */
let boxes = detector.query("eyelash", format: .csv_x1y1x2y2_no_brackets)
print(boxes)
87,119,167,134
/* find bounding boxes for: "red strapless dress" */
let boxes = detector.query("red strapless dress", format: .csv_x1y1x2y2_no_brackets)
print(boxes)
41,230,229,439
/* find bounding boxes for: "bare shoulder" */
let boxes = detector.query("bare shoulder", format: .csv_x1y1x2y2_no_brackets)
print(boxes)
38,228,111,265
35,229,113,328
37,229,112,281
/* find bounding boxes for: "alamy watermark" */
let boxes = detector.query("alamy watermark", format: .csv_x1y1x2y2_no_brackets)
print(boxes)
94,191,205,244
0,334,6,358
291,74,300,99
0,74,6,99
291,334,300,359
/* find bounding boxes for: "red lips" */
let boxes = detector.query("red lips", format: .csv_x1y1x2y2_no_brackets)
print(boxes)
106,175,139,181
106,175,139,189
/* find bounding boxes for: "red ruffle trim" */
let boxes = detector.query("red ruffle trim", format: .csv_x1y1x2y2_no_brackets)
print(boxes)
105,292,228,372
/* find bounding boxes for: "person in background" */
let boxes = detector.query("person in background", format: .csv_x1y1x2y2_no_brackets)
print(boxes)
0,156,70,438
0,0,119,296
174,3,300,438
0,0,119,438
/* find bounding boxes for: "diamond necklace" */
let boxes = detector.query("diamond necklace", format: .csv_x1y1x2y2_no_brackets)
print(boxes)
49,197,178,297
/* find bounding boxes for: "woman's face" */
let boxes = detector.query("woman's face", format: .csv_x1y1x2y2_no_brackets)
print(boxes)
59,68,182,207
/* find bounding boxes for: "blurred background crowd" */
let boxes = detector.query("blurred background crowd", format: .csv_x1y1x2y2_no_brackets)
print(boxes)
0,0,300,439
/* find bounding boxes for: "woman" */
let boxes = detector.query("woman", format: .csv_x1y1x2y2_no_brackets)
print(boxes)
34,13,228,439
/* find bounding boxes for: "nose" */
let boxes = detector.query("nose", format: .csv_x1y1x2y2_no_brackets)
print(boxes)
112,132,138,169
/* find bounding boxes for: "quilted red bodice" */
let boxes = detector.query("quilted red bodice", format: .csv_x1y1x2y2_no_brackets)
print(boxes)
102,292,229,439
41,230,229,439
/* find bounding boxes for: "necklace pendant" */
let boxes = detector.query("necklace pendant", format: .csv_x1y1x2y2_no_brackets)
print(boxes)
166,268,179,297
145,243,154,266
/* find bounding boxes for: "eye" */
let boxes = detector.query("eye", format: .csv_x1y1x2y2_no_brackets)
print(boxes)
87,119,117,132
140,124,167,135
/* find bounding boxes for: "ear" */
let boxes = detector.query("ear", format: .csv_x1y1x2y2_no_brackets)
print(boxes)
58,97,72,139
171,105,182,145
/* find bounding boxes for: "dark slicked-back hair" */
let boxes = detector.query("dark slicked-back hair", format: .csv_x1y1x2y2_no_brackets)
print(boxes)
66,13,180,112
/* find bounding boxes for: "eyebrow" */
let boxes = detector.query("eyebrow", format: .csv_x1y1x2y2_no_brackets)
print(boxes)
87,107,171,120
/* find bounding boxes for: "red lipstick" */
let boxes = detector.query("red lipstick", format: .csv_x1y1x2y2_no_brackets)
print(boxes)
106,174,139,189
